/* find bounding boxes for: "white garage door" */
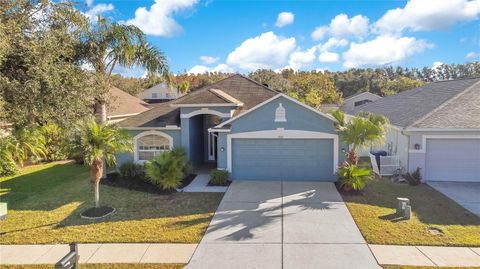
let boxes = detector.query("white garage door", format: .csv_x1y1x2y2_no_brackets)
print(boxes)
425,139,480,182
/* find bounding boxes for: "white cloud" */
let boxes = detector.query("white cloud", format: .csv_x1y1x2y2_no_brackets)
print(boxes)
226,31,297,71
318,51,339,63
187,65,210,74
466,52,480,59
85,0,94,7
126,0,198,37
200,56,219,65
374,0,480,34
432,61,444,69
343,35,433,68
311,26,329,41
318,37,349,52
311,14,369,41
287,47,317,70
84,3,114,21
275,12,295,28
212,64,234,73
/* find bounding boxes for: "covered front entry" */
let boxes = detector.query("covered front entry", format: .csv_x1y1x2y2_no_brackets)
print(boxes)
231,138,334,181
425,139,480,182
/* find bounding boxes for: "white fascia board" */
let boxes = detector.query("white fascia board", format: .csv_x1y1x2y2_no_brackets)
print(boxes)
208,128,231,133
215,93,337,129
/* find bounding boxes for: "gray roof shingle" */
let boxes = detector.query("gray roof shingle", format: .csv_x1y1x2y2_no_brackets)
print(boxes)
119,74,278,128
119,101,180,128
346,78,480,128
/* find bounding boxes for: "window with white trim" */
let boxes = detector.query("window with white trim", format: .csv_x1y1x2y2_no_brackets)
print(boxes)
137,134,170,161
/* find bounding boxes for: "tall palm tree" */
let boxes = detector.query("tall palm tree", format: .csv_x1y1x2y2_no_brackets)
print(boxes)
331,110,389,165
81,17,170,123
77,118,132,208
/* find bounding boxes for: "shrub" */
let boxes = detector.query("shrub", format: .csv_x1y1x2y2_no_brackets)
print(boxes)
405,167,422,186
0,160,18,177
337,163,371,191
144,148,190,190
40,123,69,161
210,169,230,185
119,161,145,180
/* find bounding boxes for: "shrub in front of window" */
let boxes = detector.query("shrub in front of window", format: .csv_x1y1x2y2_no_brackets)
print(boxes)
119,161,145,181
144,147,190,190
337,163,371,191
209,169,230,185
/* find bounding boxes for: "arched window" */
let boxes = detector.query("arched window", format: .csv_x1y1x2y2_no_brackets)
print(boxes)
137,134,171,161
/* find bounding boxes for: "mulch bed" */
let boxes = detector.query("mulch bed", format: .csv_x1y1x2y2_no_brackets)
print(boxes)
102,172,197,195
207,180,231,187
81,206,115,219
334,181,364,196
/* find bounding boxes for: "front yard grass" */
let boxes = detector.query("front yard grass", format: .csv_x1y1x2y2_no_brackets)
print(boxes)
0,162,223,244
342,179,480,246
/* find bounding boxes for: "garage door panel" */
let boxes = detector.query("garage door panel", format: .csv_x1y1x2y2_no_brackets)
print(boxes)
426,139,480,182
232,139,334,181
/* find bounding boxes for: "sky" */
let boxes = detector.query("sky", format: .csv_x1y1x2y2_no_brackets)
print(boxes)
79,0,480,77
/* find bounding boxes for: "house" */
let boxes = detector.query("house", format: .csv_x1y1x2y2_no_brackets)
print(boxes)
346,78,480,182
107,87,152,123
341,92,382,110
141,82,183,103
118,74,345,181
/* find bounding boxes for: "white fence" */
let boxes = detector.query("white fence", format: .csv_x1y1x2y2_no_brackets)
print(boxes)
369,153,400,176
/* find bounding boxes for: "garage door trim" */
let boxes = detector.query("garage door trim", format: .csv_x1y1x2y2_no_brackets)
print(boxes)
226,128,339,174
424,136,480,182
410,134,480,154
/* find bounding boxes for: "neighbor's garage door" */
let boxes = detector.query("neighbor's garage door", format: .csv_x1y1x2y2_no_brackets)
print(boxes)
232,139,334,181
425,139,480,182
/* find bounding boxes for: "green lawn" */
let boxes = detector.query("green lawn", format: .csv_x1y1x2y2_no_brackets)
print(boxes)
0,162,223,244
0,264,184,269
342,179,480,246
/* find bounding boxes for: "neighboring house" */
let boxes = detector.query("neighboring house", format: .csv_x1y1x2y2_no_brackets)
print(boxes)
118,74,345,181
107,87,152,123
141,83,183,103
341,92,382,110
346,78,480,182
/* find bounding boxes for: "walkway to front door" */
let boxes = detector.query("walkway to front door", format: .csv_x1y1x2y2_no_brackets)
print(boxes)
186,181,380,269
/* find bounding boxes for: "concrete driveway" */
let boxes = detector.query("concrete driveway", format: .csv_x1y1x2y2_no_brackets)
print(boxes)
428,182,480,217
186,181,380,269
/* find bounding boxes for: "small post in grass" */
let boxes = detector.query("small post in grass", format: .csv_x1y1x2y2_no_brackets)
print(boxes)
396,197,410,219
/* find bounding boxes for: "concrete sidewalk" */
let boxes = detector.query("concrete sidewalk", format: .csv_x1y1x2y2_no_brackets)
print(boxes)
0,243,197,265
370,245,480,267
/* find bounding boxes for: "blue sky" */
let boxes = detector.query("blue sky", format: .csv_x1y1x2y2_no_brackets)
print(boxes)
80,0,480,77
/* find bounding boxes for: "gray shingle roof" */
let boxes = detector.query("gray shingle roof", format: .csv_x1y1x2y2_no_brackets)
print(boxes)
173,74,278,113
108,87,151,118
119,74,278,128
346,78,480,128
412,81,480,128
119,101,180,128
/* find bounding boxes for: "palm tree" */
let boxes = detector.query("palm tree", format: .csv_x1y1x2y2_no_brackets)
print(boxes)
81,17,170,123
331,110,389,165
77,118,132,208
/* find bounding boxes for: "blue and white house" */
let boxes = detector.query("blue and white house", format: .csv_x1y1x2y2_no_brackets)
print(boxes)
119,75,345,181
346,78,480,182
